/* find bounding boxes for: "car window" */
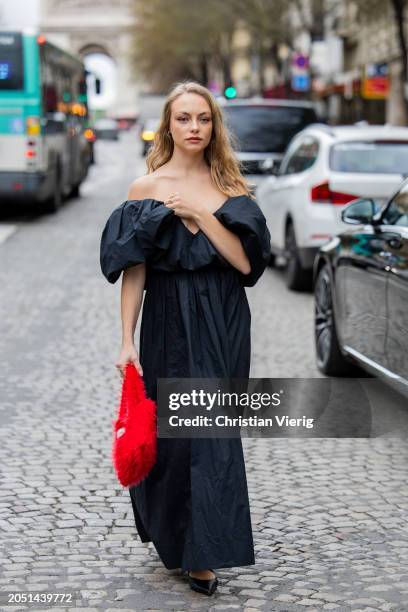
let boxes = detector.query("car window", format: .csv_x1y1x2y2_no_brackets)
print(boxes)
223,105,317,153
330,141,408,174
382,184,408,227
280,136,319,175
278,138,300,174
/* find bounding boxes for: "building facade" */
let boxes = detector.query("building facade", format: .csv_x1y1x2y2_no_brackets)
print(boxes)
322,0,408,125
40,0,141,120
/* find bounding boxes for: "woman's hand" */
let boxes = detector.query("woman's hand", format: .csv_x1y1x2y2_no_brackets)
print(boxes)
115,344,143,377
164,192,203,220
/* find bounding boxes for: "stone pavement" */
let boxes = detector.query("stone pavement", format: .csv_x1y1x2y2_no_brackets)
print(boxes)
0,134,408,612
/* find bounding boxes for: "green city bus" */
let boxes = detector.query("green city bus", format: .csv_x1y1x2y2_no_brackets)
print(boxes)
0,30,92,212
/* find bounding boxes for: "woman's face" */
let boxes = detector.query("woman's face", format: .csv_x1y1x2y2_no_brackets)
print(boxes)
169,93,213,153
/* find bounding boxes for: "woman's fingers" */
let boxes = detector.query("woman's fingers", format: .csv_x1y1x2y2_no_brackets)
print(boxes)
115,363,125,378
164,193,197,220
164,192,181,209
115,361,143,377
115,343,143,378
133,359,143,375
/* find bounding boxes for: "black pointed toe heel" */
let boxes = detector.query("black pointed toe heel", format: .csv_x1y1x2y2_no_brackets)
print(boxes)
188,571,218,595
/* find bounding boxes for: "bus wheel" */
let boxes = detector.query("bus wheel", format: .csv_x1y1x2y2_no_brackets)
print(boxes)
70,183,80,198
43,168,62,213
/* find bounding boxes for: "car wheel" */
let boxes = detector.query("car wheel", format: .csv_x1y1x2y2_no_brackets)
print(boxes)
314,264,354,375
284,222,311,291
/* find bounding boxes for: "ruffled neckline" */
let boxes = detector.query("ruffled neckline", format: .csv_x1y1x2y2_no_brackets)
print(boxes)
125,194,251,238
100,192,270,286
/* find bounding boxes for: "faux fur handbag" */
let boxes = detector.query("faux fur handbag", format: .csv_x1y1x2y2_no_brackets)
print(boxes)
112,362,157,487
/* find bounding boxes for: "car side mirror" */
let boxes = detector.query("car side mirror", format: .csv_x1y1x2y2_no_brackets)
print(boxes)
341,198,380,225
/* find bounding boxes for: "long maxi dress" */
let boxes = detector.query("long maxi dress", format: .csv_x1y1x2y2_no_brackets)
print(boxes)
100,194,271,572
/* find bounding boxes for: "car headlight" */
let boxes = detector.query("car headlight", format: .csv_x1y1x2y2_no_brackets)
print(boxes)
142,131,155,141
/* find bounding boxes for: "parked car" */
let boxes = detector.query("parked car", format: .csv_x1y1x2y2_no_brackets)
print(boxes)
313,179,408,395
94,118,119,140
256,124,408,290
221,98,319,175
117,117,137,130
140,118,160,156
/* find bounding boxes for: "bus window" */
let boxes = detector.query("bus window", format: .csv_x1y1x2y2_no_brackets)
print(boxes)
43,83,58,113
0,31,24,90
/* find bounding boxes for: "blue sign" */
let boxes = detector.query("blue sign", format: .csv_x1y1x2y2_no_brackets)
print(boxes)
292,74,310,92
10,117,23,134
0,61,11,80
366,63,388,78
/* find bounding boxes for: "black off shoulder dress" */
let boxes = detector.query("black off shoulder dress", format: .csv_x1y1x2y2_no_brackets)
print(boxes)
100,194,271,572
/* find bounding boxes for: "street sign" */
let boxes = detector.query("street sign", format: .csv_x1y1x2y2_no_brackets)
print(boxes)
361,63,389,99
292,74,311,92
292,53,310,70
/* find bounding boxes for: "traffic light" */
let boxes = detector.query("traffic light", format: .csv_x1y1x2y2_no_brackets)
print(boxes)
224,85,237,99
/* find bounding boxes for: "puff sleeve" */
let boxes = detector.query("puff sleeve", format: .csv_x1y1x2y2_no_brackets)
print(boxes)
99,199,173,284
214,195,271,287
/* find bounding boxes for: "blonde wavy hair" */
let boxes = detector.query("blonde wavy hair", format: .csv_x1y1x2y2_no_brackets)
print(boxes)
146,81,253,198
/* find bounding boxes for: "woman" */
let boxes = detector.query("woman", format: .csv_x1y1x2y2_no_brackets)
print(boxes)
100,81,271,596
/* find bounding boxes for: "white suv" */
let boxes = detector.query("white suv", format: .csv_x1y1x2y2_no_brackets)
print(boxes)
256,124,408,290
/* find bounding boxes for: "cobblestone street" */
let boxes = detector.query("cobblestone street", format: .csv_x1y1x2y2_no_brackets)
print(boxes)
1,133,408,612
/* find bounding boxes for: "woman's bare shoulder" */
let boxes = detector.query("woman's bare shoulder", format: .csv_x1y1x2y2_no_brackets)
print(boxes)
127,174,161,200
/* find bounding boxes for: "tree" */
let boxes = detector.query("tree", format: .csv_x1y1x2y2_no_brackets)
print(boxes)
130,0,241,91
390,0,408,122
129,0,200,91
229,0,295,93
130,0,298,94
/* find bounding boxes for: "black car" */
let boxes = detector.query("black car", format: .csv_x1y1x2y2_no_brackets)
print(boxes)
140,118,160,156
313,180,408,393
221,98,319,174
94,118,119,140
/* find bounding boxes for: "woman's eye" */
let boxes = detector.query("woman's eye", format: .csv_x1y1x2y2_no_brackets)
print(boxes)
176,117,211,123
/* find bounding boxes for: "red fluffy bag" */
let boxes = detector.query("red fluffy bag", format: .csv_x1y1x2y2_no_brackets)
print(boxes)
112,362,157,488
